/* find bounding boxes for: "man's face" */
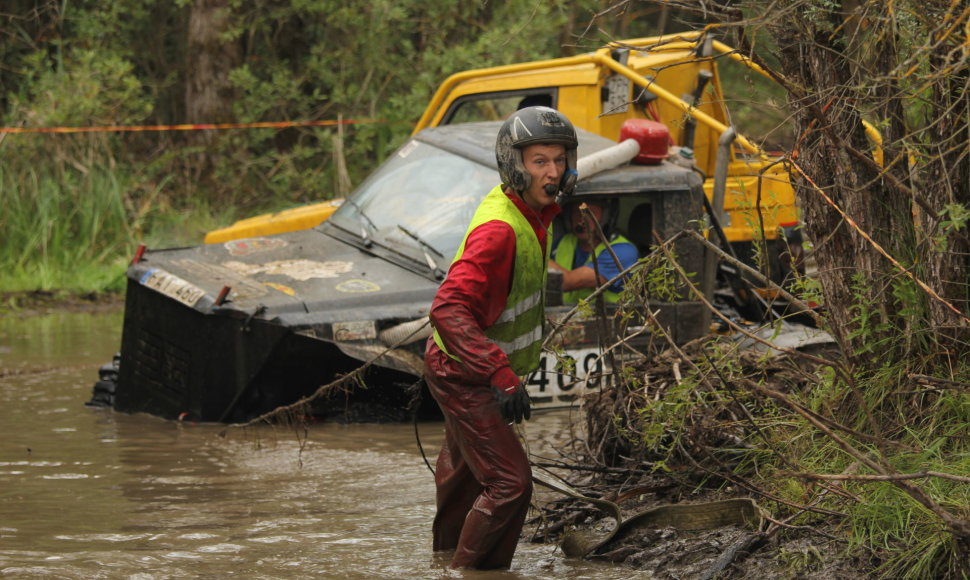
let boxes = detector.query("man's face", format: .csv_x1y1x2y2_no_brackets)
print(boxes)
519,143,566,212
570,202,605,246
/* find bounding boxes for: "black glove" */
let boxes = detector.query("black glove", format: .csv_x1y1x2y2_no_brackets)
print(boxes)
492,384,532,424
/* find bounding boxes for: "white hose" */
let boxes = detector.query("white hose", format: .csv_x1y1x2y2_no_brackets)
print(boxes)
576,138,641,181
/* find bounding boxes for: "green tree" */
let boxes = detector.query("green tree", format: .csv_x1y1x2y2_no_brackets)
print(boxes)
658,0,970,374
602,1,970,576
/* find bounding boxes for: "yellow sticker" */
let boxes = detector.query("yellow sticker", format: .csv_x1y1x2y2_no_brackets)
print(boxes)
264,282,296,296
335,279,381,293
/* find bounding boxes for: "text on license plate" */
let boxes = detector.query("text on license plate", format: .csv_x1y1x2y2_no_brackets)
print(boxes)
140,268,207,308
526,348,611,406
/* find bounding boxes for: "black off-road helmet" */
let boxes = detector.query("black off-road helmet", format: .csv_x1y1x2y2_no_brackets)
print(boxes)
496,106,578,194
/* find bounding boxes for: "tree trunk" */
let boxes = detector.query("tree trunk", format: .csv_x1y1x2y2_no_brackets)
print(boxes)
186,0,239,123
770,5,915,368
184,0,241,190
915,14,970,355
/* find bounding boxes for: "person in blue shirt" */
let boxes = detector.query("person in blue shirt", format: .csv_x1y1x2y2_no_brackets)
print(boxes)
548,200,639,303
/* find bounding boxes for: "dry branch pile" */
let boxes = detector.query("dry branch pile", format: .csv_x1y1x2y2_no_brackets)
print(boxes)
530,333,967,579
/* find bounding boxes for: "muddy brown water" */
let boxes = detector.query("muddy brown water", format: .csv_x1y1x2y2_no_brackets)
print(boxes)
0,309,647,579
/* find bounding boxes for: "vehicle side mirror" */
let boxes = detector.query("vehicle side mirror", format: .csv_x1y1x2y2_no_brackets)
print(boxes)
545,269,564,307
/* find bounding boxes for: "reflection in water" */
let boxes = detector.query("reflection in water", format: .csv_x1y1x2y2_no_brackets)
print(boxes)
0,310,642,579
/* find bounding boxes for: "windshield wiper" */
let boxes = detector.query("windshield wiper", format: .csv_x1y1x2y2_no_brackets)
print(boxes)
341,197,378,248
397,225,446,280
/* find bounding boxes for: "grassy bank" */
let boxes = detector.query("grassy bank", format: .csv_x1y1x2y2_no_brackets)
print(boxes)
0,137,290,295
1,155,131,293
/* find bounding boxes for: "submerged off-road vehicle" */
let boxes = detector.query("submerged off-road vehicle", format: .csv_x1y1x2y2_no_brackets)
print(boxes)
92,31,806,423
90,121,710,423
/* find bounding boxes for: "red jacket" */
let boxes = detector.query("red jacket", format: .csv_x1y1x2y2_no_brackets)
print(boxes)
428,189,559,392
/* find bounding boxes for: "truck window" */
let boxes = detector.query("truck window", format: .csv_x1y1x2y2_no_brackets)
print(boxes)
328,140,498,261
442,90,557,125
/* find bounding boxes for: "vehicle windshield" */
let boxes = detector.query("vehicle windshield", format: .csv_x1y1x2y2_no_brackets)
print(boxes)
328,138,498,265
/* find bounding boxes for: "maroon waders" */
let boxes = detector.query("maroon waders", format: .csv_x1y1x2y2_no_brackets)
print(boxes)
425,344,533,570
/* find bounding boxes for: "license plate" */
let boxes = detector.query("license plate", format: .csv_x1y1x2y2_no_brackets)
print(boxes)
140,268,207,308
526,347,610,407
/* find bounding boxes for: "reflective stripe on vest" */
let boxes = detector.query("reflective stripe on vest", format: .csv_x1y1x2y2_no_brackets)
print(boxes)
553,233,633,304
433,185,548,376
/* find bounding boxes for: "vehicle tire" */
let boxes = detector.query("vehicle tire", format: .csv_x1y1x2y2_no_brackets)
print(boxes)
87,379,116,407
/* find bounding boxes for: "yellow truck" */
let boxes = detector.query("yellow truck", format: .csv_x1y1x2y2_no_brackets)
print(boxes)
207,31,800,287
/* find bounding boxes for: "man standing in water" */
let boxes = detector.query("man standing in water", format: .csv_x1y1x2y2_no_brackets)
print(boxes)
424,106,578,570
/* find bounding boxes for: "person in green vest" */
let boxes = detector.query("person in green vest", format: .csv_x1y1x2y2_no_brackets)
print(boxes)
424,106,577,570
549,200,639,303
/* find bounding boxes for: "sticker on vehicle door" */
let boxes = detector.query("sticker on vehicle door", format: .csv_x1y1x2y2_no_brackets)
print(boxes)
526,347,610,407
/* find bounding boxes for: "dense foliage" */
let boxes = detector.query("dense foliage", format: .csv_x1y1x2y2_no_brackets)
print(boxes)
576,2,969,578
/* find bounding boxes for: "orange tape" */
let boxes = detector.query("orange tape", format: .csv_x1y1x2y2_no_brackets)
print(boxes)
0,118,380,134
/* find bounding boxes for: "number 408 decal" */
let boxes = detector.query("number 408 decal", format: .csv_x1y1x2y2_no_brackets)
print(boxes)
526,348,611,406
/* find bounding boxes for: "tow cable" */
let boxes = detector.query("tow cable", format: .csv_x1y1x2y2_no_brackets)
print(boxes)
407,378,436,475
